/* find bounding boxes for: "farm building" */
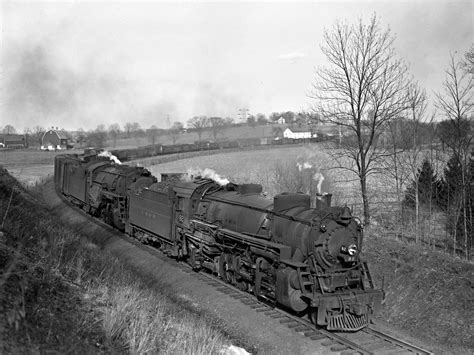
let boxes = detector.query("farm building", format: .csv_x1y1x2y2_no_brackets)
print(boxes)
0,134,28,148
276,117,286,125
41,129,70,150
283,128,317,140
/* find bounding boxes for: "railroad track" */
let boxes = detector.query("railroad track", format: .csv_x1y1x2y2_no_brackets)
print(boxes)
53,184,433,355
176,263,433,355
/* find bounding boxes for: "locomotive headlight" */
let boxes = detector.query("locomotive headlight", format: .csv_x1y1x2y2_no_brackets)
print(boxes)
340,244,358,256
347,244,358,256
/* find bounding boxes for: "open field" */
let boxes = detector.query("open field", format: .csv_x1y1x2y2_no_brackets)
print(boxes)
146,144,383,208
0,149,83,186
104,123,341,149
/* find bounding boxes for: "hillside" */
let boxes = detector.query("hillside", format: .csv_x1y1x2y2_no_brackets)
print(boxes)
363,230,474,353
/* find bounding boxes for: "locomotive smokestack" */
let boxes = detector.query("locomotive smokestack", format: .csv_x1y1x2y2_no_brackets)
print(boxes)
315,193,332,210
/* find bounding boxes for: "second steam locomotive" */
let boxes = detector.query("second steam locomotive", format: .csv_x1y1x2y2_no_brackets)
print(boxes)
54,151,383,331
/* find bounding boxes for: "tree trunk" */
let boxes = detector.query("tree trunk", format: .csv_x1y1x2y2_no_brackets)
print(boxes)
360,176,370,225
461,168,469,260
415,181,419,244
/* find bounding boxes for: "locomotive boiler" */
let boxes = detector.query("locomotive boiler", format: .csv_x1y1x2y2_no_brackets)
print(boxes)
176,181,383,331
54,152,383,331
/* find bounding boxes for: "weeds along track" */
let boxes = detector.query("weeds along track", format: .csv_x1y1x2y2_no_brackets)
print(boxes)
48,180,433,355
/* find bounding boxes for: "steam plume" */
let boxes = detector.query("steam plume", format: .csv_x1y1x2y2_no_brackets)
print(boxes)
98,150,121,164
313,172,325,194
296,161,313,171
184,168,229,186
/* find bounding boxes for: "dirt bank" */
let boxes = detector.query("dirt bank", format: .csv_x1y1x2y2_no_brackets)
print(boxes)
364,231,474,353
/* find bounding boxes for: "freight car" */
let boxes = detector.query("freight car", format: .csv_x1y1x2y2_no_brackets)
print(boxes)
55,153,383,331
108,132,337,162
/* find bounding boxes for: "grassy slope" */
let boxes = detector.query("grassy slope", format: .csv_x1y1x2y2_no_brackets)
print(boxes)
364,230,474,352
0,169,234,354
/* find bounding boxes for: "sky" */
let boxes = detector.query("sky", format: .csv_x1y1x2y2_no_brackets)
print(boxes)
0,0,472,132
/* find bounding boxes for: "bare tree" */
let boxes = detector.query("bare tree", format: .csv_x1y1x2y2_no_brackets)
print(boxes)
435,52,473,259
108,123,121,148
187,116,208,141
76,128,86,148
169,121,183,144
32,126,46,145
147,125,160,145
388,83,430,242
247,115,257,127
123,122,132,138
3,125,16,135
256,113,268,125
224,117,234,126
309,15,411,224
463,44,473,74
209,117,226,142
86,125,107,148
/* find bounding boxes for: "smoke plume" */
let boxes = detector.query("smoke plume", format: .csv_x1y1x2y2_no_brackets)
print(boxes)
183,168,229,186
313,172,325,195
98,150,122,164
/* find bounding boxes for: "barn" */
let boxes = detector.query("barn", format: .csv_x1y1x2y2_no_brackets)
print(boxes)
41,129,70,150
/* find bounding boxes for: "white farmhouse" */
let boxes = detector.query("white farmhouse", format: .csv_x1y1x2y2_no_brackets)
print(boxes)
283,128,316,139
276,116,286,125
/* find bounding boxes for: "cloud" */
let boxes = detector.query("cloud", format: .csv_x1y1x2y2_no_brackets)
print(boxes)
278,52,306,61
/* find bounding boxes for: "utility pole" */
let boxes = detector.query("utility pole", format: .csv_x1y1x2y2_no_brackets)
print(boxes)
238,108,249,123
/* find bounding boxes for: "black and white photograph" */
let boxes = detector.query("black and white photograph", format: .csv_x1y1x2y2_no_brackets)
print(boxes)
0,0,472,354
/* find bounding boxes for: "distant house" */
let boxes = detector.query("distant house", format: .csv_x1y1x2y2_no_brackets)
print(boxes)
283,128,316,140
41,129,70,150
276,117,286,125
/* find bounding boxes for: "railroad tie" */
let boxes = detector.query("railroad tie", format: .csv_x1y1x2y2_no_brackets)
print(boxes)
279,318,297,324
263,310,279,315
287,322,304,329
241,299,258,305
330,344,349,352
340,350,359,355
293,325,310,333
232,294,248,299
309,333,327,341
321,339,337,347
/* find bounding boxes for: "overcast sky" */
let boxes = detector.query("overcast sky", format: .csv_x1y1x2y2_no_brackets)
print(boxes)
1,0,472,132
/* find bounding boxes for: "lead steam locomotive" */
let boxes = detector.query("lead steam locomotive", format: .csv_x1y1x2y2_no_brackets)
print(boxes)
54,151,383,331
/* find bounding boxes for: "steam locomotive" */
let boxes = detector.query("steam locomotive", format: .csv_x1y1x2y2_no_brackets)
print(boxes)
54,151,383,331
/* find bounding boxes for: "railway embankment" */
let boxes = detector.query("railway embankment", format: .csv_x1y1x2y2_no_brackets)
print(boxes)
0,169,250,354
363,231,474,353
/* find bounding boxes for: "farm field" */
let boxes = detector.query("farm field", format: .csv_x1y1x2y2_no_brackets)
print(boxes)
0,149,80,186
145,143,382,209
146,144,332,195
105,123,341,149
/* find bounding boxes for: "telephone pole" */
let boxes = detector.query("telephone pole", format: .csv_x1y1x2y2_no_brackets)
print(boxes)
238,108,250,123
